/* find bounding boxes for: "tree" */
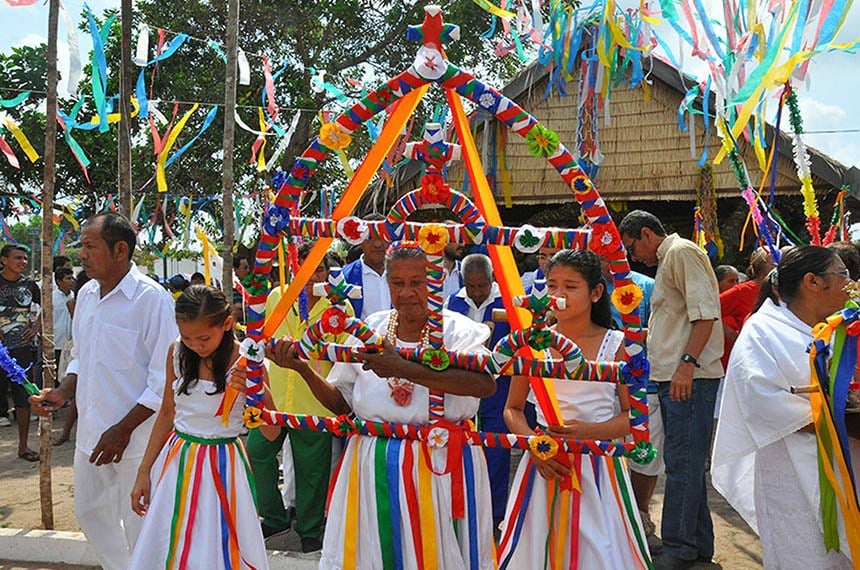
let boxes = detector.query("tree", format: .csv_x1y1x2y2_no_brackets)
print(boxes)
0,2,526,246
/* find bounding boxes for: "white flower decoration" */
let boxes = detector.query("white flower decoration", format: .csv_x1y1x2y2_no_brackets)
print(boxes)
426,427,450,448
514,224,545,254
336,216,370,246
479,92,497,109
239,338,266,363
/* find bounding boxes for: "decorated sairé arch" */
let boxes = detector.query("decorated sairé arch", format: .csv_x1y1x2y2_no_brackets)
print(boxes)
236,6,653,461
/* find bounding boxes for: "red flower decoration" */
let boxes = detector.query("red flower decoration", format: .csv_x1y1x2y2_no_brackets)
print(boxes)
847,321,860,337
420,173,451,203
342,218,363,241
321,308,348,335
589,222,622,258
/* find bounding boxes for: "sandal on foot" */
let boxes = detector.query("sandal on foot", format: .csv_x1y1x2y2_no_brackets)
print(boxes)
18,450,39,462
53,435,70,446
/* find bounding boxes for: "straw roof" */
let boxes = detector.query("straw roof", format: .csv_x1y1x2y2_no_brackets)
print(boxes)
372,57,858,209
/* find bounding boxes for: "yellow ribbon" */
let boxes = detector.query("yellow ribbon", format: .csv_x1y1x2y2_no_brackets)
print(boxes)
89,96,140,125
471,0,516,19
342,437,361,570
1,114,39,162
417,444,439,568
196,226,215,285
157,103,199,192
277,238,286,295
256,108,268,172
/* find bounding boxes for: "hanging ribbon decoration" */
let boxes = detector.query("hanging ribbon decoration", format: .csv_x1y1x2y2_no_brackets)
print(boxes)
135,32,189,120
84,5,116,133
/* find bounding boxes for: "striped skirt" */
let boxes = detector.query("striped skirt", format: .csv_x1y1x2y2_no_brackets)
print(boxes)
319,434,496,570
498,453,652,570
129,430,269,570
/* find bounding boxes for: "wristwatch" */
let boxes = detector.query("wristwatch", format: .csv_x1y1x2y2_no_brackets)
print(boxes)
680,353,701,368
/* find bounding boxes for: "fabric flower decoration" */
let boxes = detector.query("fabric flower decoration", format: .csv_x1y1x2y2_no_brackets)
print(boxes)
611,283,643,315
420,173,451,203
529,328,553,351
525,124,559,158
243,406,265,429
421,349,450,371
478,91,498,111
374,85,397,107
239,338,266,362
319,122,352,150
321,307,349,335
571,175,592,195
335,416,357,437
514,225,545,254
263,204,291,236
426,426,450,448
242,274,269,297
337,216,369,246
847,320,860,337
271,169,288,190
589,223,622,258
626,441,658,465
291,162,311,185
528,434,559,461
418,224,449,254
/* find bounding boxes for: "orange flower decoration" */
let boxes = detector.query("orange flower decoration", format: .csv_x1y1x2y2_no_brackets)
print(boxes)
611,283,643,315
243,406,265,429
418,223,449,254
319,122,352,150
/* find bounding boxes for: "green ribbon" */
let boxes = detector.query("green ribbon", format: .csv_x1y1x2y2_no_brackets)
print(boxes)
374,438,395,569
174,430,237,445
613,458,654,569
166,440,191,568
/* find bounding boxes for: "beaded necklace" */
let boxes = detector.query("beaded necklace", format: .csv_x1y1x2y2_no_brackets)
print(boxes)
385,309,431,406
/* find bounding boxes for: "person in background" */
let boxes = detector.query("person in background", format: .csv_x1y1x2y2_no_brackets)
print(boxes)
341,213,391,319
827,241,860,280
714,265,740,293
713,246,857,569
522,246,557,292
720,248,775,371
232,255,250,304
445,253,512,530
52,266,76,378
600,253,663,554
54,270,91,446
189,272,205,286
0,244,41,460
620,210,723,570
30,212,178,570
167,275,189,300
441,239,463,300
53,255,72,271
249,242,351,553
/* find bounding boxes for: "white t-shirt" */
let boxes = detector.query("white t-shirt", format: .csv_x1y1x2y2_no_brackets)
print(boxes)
52,288,74,349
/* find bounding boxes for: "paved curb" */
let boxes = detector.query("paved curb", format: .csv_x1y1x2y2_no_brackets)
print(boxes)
0,528,319,569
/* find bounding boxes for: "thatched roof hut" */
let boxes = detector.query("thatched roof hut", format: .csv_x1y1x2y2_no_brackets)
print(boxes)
365,56,858,241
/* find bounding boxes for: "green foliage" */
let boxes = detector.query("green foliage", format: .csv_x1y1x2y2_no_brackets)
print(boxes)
0,1,527,251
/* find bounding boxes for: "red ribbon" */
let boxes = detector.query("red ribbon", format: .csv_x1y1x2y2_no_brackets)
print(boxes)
419,419,467,519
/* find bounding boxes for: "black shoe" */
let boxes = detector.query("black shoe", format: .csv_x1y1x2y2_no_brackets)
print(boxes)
261,522,289,538
301,536,322,553
647,532,663,555
653,553,695,570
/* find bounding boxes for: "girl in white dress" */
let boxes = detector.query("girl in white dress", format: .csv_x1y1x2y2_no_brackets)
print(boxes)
129,285,269,570
498,249,651,569
269,245,498,570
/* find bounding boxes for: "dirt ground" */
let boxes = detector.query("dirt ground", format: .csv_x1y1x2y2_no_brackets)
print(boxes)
0,410,763,568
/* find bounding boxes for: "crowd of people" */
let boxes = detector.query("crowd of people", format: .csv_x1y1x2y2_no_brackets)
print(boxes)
0,208,856,569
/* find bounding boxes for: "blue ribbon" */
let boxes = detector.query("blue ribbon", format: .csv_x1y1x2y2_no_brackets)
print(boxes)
385,439,404,569
165,105,219,168
136,34,189,119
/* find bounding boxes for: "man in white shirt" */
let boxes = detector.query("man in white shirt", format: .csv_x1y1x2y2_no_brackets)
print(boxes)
341,213,391,319
52,266,75,376
444,254,512,528
31,212,177,570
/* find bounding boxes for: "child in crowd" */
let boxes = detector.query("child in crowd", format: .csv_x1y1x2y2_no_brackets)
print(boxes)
129,285,269,569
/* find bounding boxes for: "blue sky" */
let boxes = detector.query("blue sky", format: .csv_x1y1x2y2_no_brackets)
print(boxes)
1,0,858,170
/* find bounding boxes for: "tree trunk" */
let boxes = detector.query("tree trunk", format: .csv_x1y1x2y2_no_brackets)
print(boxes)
220,0,239,297
39,0,60,531
118,0,134,218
